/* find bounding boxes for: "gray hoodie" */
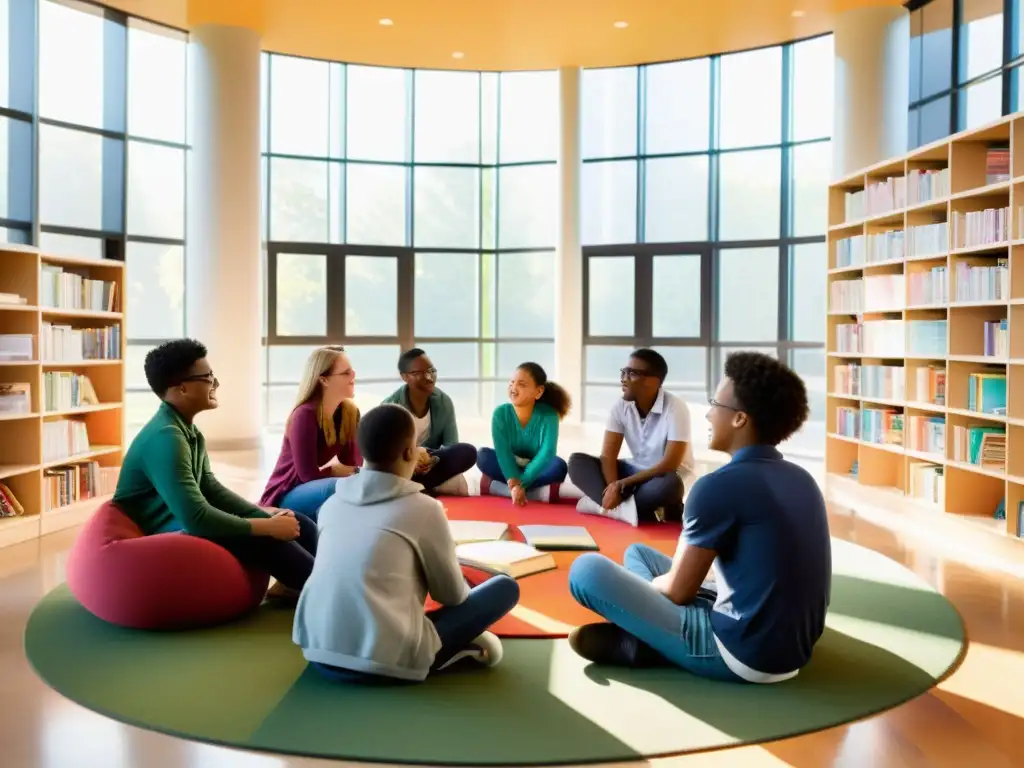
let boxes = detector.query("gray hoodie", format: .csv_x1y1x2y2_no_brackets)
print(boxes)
292,469,470,680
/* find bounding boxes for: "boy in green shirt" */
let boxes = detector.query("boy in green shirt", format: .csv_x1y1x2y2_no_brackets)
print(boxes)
114,339,316,594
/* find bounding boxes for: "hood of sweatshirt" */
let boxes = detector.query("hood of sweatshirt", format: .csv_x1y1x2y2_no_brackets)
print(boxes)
333,468,424,506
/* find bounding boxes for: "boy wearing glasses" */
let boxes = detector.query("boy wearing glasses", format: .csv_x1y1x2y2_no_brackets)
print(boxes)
382,348,478,495
568,348,694,527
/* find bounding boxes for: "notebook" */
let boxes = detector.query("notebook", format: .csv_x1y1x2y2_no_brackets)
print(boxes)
455,540,556,579
518,524,599,551
447,519,511,545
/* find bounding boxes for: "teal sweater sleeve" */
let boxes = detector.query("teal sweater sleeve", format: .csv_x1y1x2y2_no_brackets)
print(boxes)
520,406,560,488
491,405,523,483
145,426,255,537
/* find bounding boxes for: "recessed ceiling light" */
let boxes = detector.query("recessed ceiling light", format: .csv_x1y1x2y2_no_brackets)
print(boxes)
452,51,465,59
791,10,804,17
379,18,393,26
613,21,629,29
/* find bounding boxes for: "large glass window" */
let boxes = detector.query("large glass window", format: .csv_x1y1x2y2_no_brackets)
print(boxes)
263,59,559,422
581,35,832,456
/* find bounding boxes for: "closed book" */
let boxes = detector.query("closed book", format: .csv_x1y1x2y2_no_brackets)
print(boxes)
518,524,599,551
455,540,556,579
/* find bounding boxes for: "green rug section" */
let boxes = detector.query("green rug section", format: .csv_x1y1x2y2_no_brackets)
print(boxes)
25,539,965,765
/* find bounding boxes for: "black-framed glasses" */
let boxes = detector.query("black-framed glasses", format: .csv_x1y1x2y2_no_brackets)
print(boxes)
407,367,438,380
181,372,218,387
708,397,741,411
620,367,655,381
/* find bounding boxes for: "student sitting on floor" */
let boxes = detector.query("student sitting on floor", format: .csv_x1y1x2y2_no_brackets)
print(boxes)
114,339,317,603
260,346,362,522
381,348,477,496
567,352,831,684
477,362,570,505
568,348,694,527
294,403,521,684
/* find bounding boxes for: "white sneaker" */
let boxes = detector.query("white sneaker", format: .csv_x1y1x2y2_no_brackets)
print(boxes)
575,496,639,527
436,631,504,671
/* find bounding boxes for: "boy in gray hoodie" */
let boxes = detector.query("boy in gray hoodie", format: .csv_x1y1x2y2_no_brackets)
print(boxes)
294,403,520,683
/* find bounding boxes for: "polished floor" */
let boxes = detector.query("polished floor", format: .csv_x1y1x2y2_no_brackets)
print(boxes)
2,426,1023,767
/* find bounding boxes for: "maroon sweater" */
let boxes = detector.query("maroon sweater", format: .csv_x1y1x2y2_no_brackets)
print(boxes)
260,399,362,507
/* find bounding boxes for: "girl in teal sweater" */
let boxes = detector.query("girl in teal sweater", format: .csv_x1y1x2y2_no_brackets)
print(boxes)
477,362,571,505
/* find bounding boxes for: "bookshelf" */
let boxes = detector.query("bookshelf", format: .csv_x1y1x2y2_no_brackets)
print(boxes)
0,244,124,547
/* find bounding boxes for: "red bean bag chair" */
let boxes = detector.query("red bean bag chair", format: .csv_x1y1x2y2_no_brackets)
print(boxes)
65,500,270,631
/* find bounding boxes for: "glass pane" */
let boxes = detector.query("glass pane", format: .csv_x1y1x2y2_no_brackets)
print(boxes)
497,251,555,338
127,142,185,240
346,255,397,336
657,346,708,393
268,344,323,383
266,383,299,426
959,74,1002,132
791,35,834,142
414,252,479,338
645,58,710,154
919,95,951,146
1017,0,1024,57
126,390,156,431
921,0,953,98
0,0,34,112
346,163,407,246
789,243,826,343
413,166,479,249
587,256,634,337
582,160,637,246
346,65,408,162
345,344,403,379
910,9,923,103
498,164,557,249
276,253,327,336
717,248,779,342
414,70,480,163
584,385,623,423
585,344,635,383
440,381,482,418
786,348,826,455
715,346,778,383
959,0,1003,82
0,116,33,222
719,148,781,241
269,53,330,157
499,71,558,163
497,342,554,376
719,46,782,149
582,66,638,160
481,73,498,165
38,232,103,260
652,255,701,338
40,124,123,231
270,158,330,243
417,342,479,379
39,0,109,129
125,242,184,339
0,226,30,244
791,142,830,238
644,156,708,242
125,345,153,389
128,21,186,143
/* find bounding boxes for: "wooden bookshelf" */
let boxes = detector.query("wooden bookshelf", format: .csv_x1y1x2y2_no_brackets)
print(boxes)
0,244,124,547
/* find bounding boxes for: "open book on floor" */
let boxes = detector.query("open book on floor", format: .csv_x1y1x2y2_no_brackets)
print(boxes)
447,520,511,545
518,524,599,551
455,540,556,579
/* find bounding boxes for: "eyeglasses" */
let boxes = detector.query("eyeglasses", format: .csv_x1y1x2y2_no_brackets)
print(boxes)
407,367,438,380
620,367,655,381
181,372,218,387
708,397,741,412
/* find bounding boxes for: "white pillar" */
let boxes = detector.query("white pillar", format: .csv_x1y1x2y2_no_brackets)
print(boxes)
833,7,911,178
555,66,584,424
186,25,263,450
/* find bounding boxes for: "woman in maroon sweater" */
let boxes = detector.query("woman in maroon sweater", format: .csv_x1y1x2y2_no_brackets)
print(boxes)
261,346,362,521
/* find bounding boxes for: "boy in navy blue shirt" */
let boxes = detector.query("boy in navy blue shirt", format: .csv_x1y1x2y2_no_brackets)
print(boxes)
567,351,831,683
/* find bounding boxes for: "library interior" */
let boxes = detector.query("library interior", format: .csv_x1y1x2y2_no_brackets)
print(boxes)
0,0,1022,766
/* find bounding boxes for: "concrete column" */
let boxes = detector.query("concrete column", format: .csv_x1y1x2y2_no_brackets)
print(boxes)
555,66,583,424
833,6,911,178
186,24,263,450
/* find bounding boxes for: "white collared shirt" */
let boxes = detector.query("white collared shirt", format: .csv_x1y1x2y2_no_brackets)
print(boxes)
606,388,694,479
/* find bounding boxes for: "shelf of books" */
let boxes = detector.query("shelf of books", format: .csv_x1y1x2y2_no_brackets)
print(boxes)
825,115,1024,541
0,244,123,547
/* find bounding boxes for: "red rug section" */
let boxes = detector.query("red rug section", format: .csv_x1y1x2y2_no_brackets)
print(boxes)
425,495,681,638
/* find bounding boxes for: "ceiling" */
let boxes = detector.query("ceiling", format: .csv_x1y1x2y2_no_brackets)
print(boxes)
99,0,906,70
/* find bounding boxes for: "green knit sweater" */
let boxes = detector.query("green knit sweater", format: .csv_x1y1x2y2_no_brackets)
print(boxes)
490,402,560,489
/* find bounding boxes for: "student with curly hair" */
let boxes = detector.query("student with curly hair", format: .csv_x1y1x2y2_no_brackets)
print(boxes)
567,351,831,685
114,339,317,601
476,362,571,505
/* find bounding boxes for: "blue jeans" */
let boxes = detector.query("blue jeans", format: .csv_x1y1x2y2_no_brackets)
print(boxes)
279,478,338,522
313,574,521,684
476,447,568,490
568,543,742,682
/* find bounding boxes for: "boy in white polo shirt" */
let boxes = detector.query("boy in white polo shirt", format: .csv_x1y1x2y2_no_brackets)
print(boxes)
568,348,693,527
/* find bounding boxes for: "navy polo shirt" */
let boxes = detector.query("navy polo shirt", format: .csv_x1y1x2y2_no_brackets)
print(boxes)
682,445,831,676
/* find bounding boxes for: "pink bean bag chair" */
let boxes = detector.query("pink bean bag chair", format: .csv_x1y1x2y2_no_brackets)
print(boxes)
65,500,270,630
